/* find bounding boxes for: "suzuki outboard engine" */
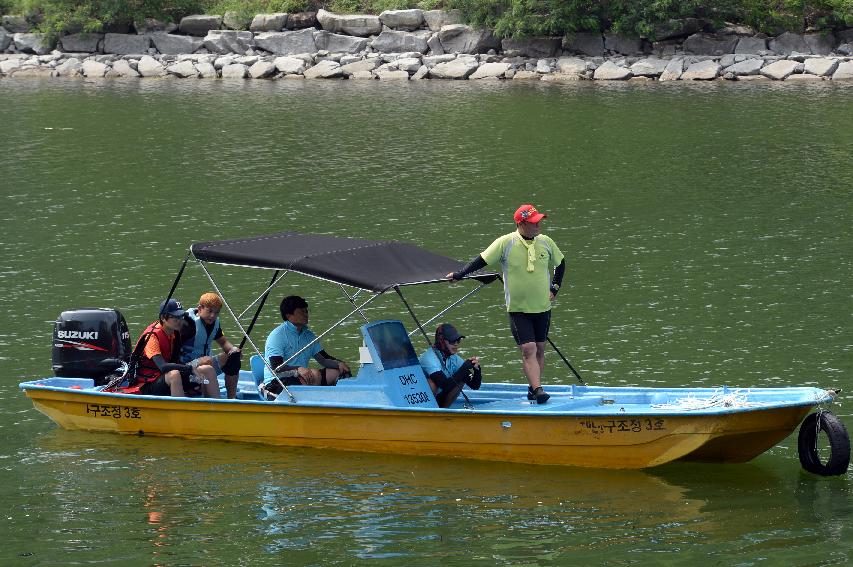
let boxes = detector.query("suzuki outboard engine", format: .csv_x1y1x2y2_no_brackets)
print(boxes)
52,308,131,385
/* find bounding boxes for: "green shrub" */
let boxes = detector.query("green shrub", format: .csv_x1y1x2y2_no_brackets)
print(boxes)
2,0,850,39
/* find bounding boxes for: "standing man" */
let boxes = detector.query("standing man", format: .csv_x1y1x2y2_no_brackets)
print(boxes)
179,292,242,399
261,295,351,400
447,204,565,404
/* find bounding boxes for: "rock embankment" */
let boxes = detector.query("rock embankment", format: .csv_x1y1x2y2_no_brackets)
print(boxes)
2,10,852,81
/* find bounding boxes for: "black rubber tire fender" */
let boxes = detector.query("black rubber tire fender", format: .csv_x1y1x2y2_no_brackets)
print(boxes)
797,411,850,476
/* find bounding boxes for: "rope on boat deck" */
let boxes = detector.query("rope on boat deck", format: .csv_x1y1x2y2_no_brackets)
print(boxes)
650,389,769,410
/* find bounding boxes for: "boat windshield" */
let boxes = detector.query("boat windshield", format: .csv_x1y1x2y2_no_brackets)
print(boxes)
367,321,420,370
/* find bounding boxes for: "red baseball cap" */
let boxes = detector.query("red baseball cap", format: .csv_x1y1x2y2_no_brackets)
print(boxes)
514,204,547,224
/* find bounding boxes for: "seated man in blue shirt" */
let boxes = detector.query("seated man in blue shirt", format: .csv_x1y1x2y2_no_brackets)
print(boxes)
418,323,482,408
261,295,351,400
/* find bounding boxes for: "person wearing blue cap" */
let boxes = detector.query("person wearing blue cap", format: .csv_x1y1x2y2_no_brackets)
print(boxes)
418,323,482,408
126,298,221,398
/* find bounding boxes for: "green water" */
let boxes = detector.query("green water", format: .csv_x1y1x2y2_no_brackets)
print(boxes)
1,78,851,565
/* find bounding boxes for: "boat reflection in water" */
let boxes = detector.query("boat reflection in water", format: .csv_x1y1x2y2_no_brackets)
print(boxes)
29,429,710,562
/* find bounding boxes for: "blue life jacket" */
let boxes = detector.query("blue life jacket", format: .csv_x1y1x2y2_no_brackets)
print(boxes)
180,308,220,363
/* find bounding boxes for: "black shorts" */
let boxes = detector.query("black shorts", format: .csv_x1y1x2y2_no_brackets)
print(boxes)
508,311,551,345
138,374,201,397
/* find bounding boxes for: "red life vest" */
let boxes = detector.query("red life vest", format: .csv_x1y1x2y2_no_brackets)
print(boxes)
132,322,178,385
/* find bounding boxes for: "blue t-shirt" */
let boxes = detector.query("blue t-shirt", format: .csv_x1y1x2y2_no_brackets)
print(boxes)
418,347,465,387
263,321,322,385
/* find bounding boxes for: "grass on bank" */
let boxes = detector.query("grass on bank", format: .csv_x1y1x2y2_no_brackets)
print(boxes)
1,0,851,40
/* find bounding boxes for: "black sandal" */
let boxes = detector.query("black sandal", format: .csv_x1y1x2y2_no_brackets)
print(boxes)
527,386,550,404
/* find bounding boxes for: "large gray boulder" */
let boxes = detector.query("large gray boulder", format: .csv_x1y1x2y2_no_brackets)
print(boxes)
54,57,83,76
562,32,604,56
249,60,277,78
60,33,103,52
429,55,479,78
379,9,423,31
653,18,702,41
760,59,800,79
804,32,836,55
203,30,254,54
604,33,644,55
250,13,288,32
313,30,368,53
274,55,308,74
768,32,807,54
303,59,343,78
437,24,499,54
394,57,421,73
723,58,764,76
423,54,455,67
0,58,25,74
195,61,217,77
316,9,381,37
832,61,853,79
137,55,167,76
180,15,223,36
501,36,560,58
469,61,510,79
683,33,738,55
734,36,767,54
104,33,149,54
81,59,109,77
150,33,203,54
556,56,586,75
166,60,198,78
13,33,53,55
340,57,380,75
629,58,669,77
134,18,177,34
803,58,838,77
223,11,251,30
681,59,720,79
0,27,10,51
423,9,462,31
287,12,317,30
370,30,429,54
255,29,316,55
375,66,409,80
2,15,28,33
221,63,248,78
111,59,140,77
593,61,631,80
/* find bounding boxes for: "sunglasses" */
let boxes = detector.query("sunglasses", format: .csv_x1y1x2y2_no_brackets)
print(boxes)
447,338,462,345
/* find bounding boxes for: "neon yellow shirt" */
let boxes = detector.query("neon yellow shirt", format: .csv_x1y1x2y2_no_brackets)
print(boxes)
480,231,565,313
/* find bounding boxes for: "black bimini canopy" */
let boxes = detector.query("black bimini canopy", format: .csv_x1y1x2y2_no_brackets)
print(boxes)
190,231,496,292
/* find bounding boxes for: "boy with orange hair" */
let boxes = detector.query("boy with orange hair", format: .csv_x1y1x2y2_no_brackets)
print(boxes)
179,292,242,398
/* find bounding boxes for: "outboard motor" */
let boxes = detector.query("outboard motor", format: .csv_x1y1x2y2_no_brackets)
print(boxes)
52,308,131,385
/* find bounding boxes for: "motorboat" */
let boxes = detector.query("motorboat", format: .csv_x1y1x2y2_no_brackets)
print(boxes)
20,232,850,474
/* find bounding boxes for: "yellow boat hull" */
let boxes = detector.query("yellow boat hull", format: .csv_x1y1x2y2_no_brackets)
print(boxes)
24,387,814,469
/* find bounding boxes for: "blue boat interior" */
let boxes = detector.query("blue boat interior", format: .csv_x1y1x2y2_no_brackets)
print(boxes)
22,320,834,416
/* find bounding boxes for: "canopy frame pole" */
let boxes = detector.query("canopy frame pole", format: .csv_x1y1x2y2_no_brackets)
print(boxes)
407,280,492,338
276,290,385,370
160,252,191,314
238,270,289,319
338,284,371,324
393,286,432,349
238,270,280,351
195,259,296,403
